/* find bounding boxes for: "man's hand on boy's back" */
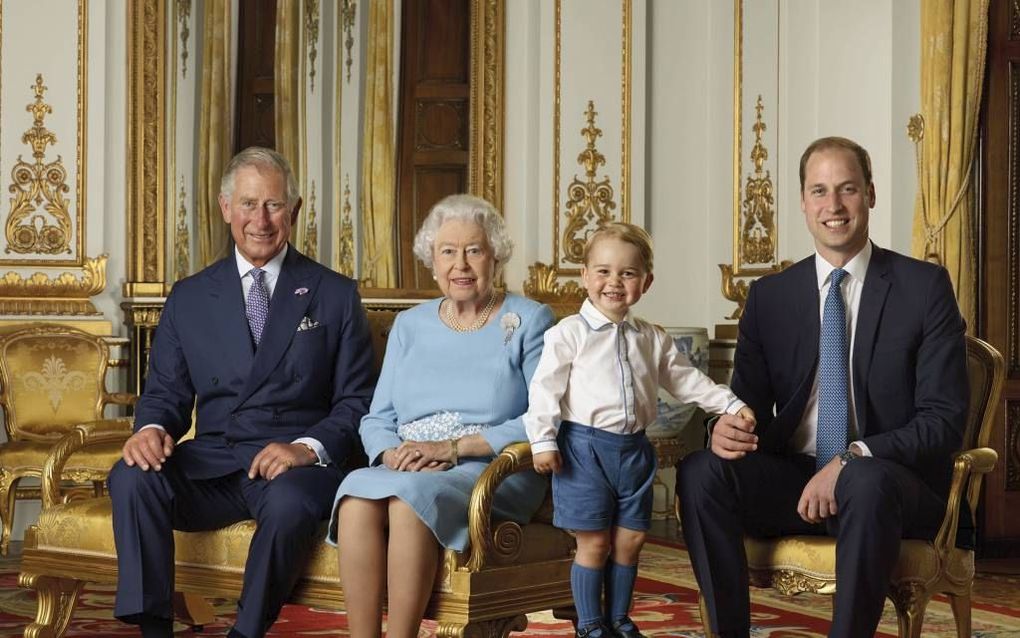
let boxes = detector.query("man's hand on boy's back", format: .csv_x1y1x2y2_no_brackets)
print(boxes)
533,450,563,474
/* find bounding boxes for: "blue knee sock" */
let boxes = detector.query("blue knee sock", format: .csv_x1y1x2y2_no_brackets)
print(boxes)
571,562,605,628
604,561,638,624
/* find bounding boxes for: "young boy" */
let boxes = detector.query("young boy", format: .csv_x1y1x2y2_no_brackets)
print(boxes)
524,222,755,638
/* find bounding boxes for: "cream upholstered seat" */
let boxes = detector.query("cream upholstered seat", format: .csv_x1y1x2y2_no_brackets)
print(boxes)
18,310,577,638
0,324,134,556
689,335,1005,638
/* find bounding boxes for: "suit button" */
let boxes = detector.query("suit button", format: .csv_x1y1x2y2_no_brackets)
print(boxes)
212,377,219,385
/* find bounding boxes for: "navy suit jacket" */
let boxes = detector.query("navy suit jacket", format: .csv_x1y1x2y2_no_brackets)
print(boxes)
134,246,376,479
731,245,968,498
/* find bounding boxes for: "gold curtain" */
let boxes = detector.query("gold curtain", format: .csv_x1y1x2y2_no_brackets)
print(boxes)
912,0,989,331
196,0,234,268
360,0,397,287
275,0,304,247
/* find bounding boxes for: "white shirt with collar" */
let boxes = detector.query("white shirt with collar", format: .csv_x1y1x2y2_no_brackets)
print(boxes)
791,240,873,458
525,298,746,455
142,244,330,466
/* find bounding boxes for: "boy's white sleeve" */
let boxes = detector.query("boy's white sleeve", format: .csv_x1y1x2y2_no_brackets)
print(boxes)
524,324,576,455
657,326,746,415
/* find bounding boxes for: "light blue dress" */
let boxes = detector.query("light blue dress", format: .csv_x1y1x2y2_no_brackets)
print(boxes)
328,294,555,551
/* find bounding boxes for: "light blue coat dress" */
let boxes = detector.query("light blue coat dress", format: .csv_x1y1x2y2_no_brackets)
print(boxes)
328,294,555,551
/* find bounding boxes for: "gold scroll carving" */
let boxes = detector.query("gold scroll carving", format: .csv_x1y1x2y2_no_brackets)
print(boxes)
341,0,356,84
305,0,319,92
5,75,72,256
0,255,106,316
303,182,318,260
337,176,354,277
174,177,190,282
561,101,616,266
177,0,191,78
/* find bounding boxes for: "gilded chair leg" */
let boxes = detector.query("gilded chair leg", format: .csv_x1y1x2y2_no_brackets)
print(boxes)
173,592,216,628
698,593,717,638
17,571,83,638
436,615,527,638
947,592,972,638
889,582,930,638
0,471,18,557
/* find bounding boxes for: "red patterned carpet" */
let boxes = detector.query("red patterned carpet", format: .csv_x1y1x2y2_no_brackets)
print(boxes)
1,539,1018,636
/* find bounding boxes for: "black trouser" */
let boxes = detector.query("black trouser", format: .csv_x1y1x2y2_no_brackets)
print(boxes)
676,450,945,638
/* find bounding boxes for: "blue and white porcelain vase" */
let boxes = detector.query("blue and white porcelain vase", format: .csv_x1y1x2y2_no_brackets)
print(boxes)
646,326,711,439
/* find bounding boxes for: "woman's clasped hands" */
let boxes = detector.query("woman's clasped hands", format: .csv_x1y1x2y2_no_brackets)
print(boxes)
383,440,455,472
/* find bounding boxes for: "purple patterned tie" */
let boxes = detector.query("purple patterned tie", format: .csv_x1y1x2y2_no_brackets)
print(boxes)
246,268,269,347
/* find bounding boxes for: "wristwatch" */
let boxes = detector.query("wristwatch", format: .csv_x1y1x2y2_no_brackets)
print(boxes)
838,448,858,466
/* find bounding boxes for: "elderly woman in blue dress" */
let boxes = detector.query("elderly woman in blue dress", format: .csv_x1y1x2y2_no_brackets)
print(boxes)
330,194,555,637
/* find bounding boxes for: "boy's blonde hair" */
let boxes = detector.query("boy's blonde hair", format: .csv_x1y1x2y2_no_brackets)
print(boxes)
582,222,654,273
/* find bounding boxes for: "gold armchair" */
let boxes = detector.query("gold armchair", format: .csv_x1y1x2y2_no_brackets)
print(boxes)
0,324,135,555
692,335,1005,638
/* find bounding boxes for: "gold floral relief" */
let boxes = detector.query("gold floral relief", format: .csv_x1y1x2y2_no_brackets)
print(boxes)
337,175,355,277
561,101,617,266
178,0,192,78
302,182,318,260
341,0,356,84
305,0,320,92
16,355,88,413
0,254,107,316
739,96,777,266
174,177,190,282
5,75,72,256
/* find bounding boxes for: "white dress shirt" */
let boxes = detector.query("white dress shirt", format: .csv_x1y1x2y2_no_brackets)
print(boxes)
791,240,873,458
143,245,329,465
525,299,746,455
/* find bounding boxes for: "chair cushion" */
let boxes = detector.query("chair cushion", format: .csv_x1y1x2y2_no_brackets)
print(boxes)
34,496,573,584
0,439,125,473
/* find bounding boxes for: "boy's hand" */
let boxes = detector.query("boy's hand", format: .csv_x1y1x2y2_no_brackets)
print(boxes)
533,450,562,474
709,409,758,460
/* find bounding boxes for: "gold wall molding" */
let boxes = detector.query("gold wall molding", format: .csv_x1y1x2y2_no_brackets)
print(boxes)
177,0,191,78
620,0,631,218
468,0,504,213
303,181,318,260
174,177,189,282
341,0,356,84
719,1,791,321
126,0,167,294
0,254,107,316
562,101,616,265
0,1,87,267
305,0,320,92
5,75,72,257
337,175,354,277
522,262,586,317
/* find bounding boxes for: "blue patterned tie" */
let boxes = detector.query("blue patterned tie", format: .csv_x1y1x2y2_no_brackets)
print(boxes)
246,268,269,347
817,268,849,471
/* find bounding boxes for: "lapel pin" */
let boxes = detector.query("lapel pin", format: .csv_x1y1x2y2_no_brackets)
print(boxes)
294,287,309,296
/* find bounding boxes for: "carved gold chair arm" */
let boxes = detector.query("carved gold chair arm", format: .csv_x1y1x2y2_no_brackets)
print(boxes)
465,442,536,573
932,447,998,555
41,419,133,509
105,392,139,407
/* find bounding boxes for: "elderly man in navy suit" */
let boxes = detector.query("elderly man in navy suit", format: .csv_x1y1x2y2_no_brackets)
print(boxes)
677,137,968,638
109,147,376,638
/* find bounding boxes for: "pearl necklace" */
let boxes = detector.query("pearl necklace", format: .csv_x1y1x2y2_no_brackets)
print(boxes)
444,292,498,332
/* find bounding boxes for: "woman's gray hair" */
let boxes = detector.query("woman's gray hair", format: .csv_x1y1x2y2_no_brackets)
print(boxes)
220,146,301,206
412,194,514,270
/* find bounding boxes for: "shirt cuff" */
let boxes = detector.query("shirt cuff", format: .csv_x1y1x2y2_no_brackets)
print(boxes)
849,440,872,457
292,437,330,466
724,399,747,415
529,439,560,455
139,423,166,432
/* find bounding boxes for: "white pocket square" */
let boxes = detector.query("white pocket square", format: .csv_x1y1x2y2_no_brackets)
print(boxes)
297,316,321,331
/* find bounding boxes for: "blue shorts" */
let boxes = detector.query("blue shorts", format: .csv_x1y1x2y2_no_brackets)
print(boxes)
551,421,657,532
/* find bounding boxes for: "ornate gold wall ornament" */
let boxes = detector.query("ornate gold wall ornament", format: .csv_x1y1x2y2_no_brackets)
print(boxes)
341,0,356,84
522,262,586,306
5,75,73,256
0,254,107,316
562,101,617,266
303,182,318,260
177,0,191,78
305,0,320,92
337,176,355,277
468,0,504,212
907,113,925,143
174,177,189,282
126,0,167,290
739,96,777,266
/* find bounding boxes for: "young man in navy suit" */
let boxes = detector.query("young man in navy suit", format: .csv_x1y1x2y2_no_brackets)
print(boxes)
109,147,376,638
677,137,968,638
